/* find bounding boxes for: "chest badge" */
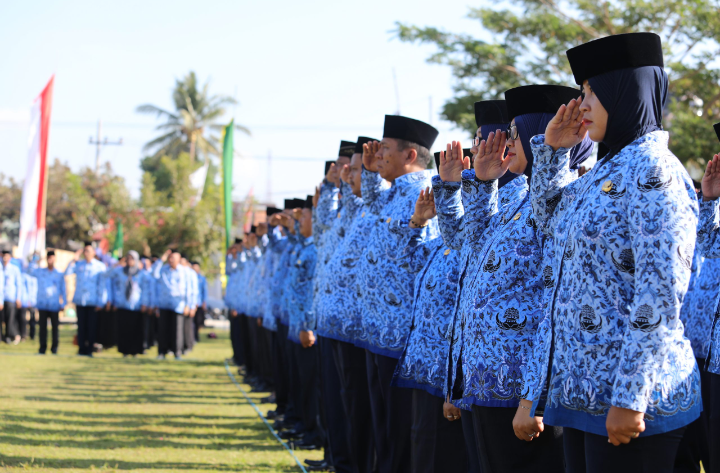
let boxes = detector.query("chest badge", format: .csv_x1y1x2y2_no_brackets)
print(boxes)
337,213,341,219
444,249,451,256
296,259,302,265
602,180,613,192
513,213,521,221
386,217,392,223
361,212,365,218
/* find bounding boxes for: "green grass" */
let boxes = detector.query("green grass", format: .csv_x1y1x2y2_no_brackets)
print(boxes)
0,325,321,472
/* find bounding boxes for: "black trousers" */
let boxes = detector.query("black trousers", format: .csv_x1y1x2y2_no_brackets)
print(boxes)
273,322,289,415
96,309,117,348
229,313,244,366
332,340,375,473
38,310,59,354
117,309,144,355
194,306,205,342
158,309,184,357
183,313,194,352
18,307,32,339
472,404,564,473
259,326,275,387
674,357,710,473
2,301,19,340
410,389,467,473
366,350,412,473
239,314,254,375
564,426,685,473
461,410,481,473
76,305,98,356
319,337,353,473
143,312,156,350
27,308,36,339
709,372,720,473
293,341,324,444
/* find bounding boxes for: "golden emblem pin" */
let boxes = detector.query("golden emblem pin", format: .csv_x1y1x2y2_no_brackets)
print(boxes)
513,213,521,221
602,180,613,192
361,212,365,218
386,217,392,223
296,259,302,265
444,249,451,256
337,213,341,218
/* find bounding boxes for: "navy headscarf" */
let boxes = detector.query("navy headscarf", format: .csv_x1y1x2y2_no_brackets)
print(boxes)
516,112,594,177
480,122,519,187
588,65,668,160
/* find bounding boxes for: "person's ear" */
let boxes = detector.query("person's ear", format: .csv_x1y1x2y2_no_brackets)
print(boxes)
407,147,418,165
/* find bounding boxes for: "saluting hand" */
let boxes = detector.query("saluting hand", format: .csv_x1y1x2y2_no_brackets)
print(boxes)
269,213,283,227
474,130,509,181
340,164,351,184
410,187,436,228
544,96,587,151
313,186,320,208
292,208,303,221
439,141,469,182
363,141,381,172
326,163,340,187
702,153,720,201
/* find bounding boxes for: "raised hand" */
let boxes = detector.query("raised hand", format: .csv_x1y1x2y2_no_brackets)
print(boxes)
340,164,351,184
326,163,340,187
474,130,509,181
269,213,283,227
292,208,303,221
439,141,470,182
410,187,436,228
363,141,381,172
312,186,320,208
545,97,588,151
702,154,720,201
256,222,268,236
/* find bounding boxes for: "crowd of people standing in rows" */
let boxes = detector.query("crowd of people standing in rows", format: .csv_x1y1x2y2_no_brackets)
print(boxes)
223,33,720,473
0,245,209,358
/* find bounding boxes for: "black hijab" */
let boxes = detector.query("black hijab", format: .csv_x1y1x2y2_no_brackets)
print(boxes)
588,66,668,160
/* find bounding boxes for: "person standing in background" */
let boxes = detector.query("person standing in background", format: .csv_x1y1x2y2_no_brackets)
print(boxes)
192,261,208,343
32,250,66,355
2,250,22,344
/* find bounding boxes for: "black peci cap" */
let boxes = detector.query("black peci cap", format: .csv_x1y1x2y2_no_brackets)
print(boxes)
250,225,257,234
284,198,293,210
234,237,243,244
339,140,356,158
84,241,93,247
292,198,306,209
2,250,10,255
714,122,720,143
474,100,509,127
324,160,335,175
566,32,664,85
46,250,55,257
355,136,379,154
266,206,282,217
504,85,580,120
304,195,314,209
383,115,439,150
170,248,181,255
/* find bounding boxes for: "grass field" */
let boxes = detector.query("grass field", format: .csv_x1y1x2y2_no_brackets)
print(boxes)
0,325,321,472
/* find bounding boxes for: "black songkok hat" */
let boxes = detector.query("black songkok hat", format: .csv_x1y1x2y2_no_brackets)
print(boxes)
84,241,93,248
304,195,314,209
2,250,10,255
234,237,243,244
266,207,282,217
714,122,720,143
339,141,356,158
170,248,181,255
566,32,664,85
250,225,257,234
324,160,335,175
355,136,379,154
46,250,55,257
284,199,293,210
504,85,580,120
292,198,306,209
383,115,439,150
474,100,509,127
191,261,200,266
433,149,475,170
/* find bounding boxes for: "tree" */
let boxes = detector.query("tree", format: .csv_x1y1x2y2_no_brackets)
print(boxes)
136,71,250,164
396,0,720,173
45,160,95,249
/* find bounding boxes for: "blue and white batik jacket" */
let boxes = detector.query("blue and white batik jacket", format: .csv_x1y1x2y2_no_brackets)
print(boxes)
288,236,317,343
151,260,191,314
528,131,701,436
32,267,67,312
356,169,439,358
279,225,304,326
107,267,145,311
434,171,545,408
317,173,388,343
679,250,720,360
268,227,292,323
65,259,107,307
21,272,37,308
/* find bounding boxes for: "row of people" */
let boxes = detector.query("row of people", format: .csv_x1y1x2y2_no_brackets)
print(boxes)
0,245,209,358
224,32,720,473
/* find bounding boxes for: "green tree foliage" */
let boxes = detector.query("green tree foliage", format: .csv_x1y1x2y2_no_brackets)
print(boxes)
396,0,720,173
136,71,250,165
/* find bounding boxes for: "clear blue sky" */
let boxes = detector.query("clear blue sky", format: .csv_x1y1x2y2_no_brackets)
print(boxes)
0,0,493,205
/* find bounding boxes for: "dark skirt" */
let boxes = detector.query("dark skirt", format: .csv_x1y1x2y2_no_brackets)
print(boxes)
116,309,145,355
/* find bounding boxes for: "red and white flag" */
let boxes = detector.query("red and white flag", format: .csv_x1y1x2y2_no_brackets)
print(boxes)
18,76,54,260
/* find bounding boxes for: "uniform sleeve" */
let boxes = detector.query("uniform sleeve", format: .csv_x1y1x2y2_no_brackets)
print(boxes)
361,166,386,206
610,161,699,413
0,265,4,301
201,277,208,305
315,182,340,236
151,260,163,279
299,250,318,333
458,170,500,252
529,135,578,237
696,198,720,258
432,175,464,250
59,273,67,308
64,261,77,276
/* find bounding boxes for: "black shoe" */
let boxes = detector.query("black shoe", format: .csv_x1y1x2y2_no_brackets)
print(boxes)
278,429,303,440
296,440,322,450
306,461,332,471
266,410,278,419
273,419,287,431
305,460,325,467
260,395,275,404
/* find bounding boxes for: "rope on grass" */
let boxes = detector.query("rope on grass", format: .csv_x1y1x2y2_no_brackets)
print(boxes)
223,359,309,473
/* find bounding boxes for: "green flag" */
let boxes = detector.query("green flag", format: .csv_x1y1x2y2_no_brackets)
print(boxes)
112,220,123,258
222,120,234,251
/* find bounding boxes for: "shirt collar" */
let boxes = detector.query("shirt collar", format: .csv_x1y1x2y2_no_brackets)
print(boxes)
393,169,434,188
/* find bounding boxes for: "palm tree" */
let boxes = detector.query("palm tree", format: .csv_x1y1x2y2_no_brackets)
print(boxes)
136,71,249,162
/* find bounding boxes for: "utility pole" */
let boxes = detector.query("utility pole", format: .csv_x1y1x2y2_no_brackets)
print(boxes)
266,150,272,205
88,119,123,173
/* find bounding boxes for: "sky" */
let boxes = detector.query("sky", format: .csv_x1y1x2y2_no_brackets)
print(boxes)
0,0,495,205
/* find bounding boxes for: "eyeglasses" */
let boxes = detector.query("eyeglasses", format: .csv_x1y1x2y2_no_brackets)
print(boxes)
506,124,519,141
